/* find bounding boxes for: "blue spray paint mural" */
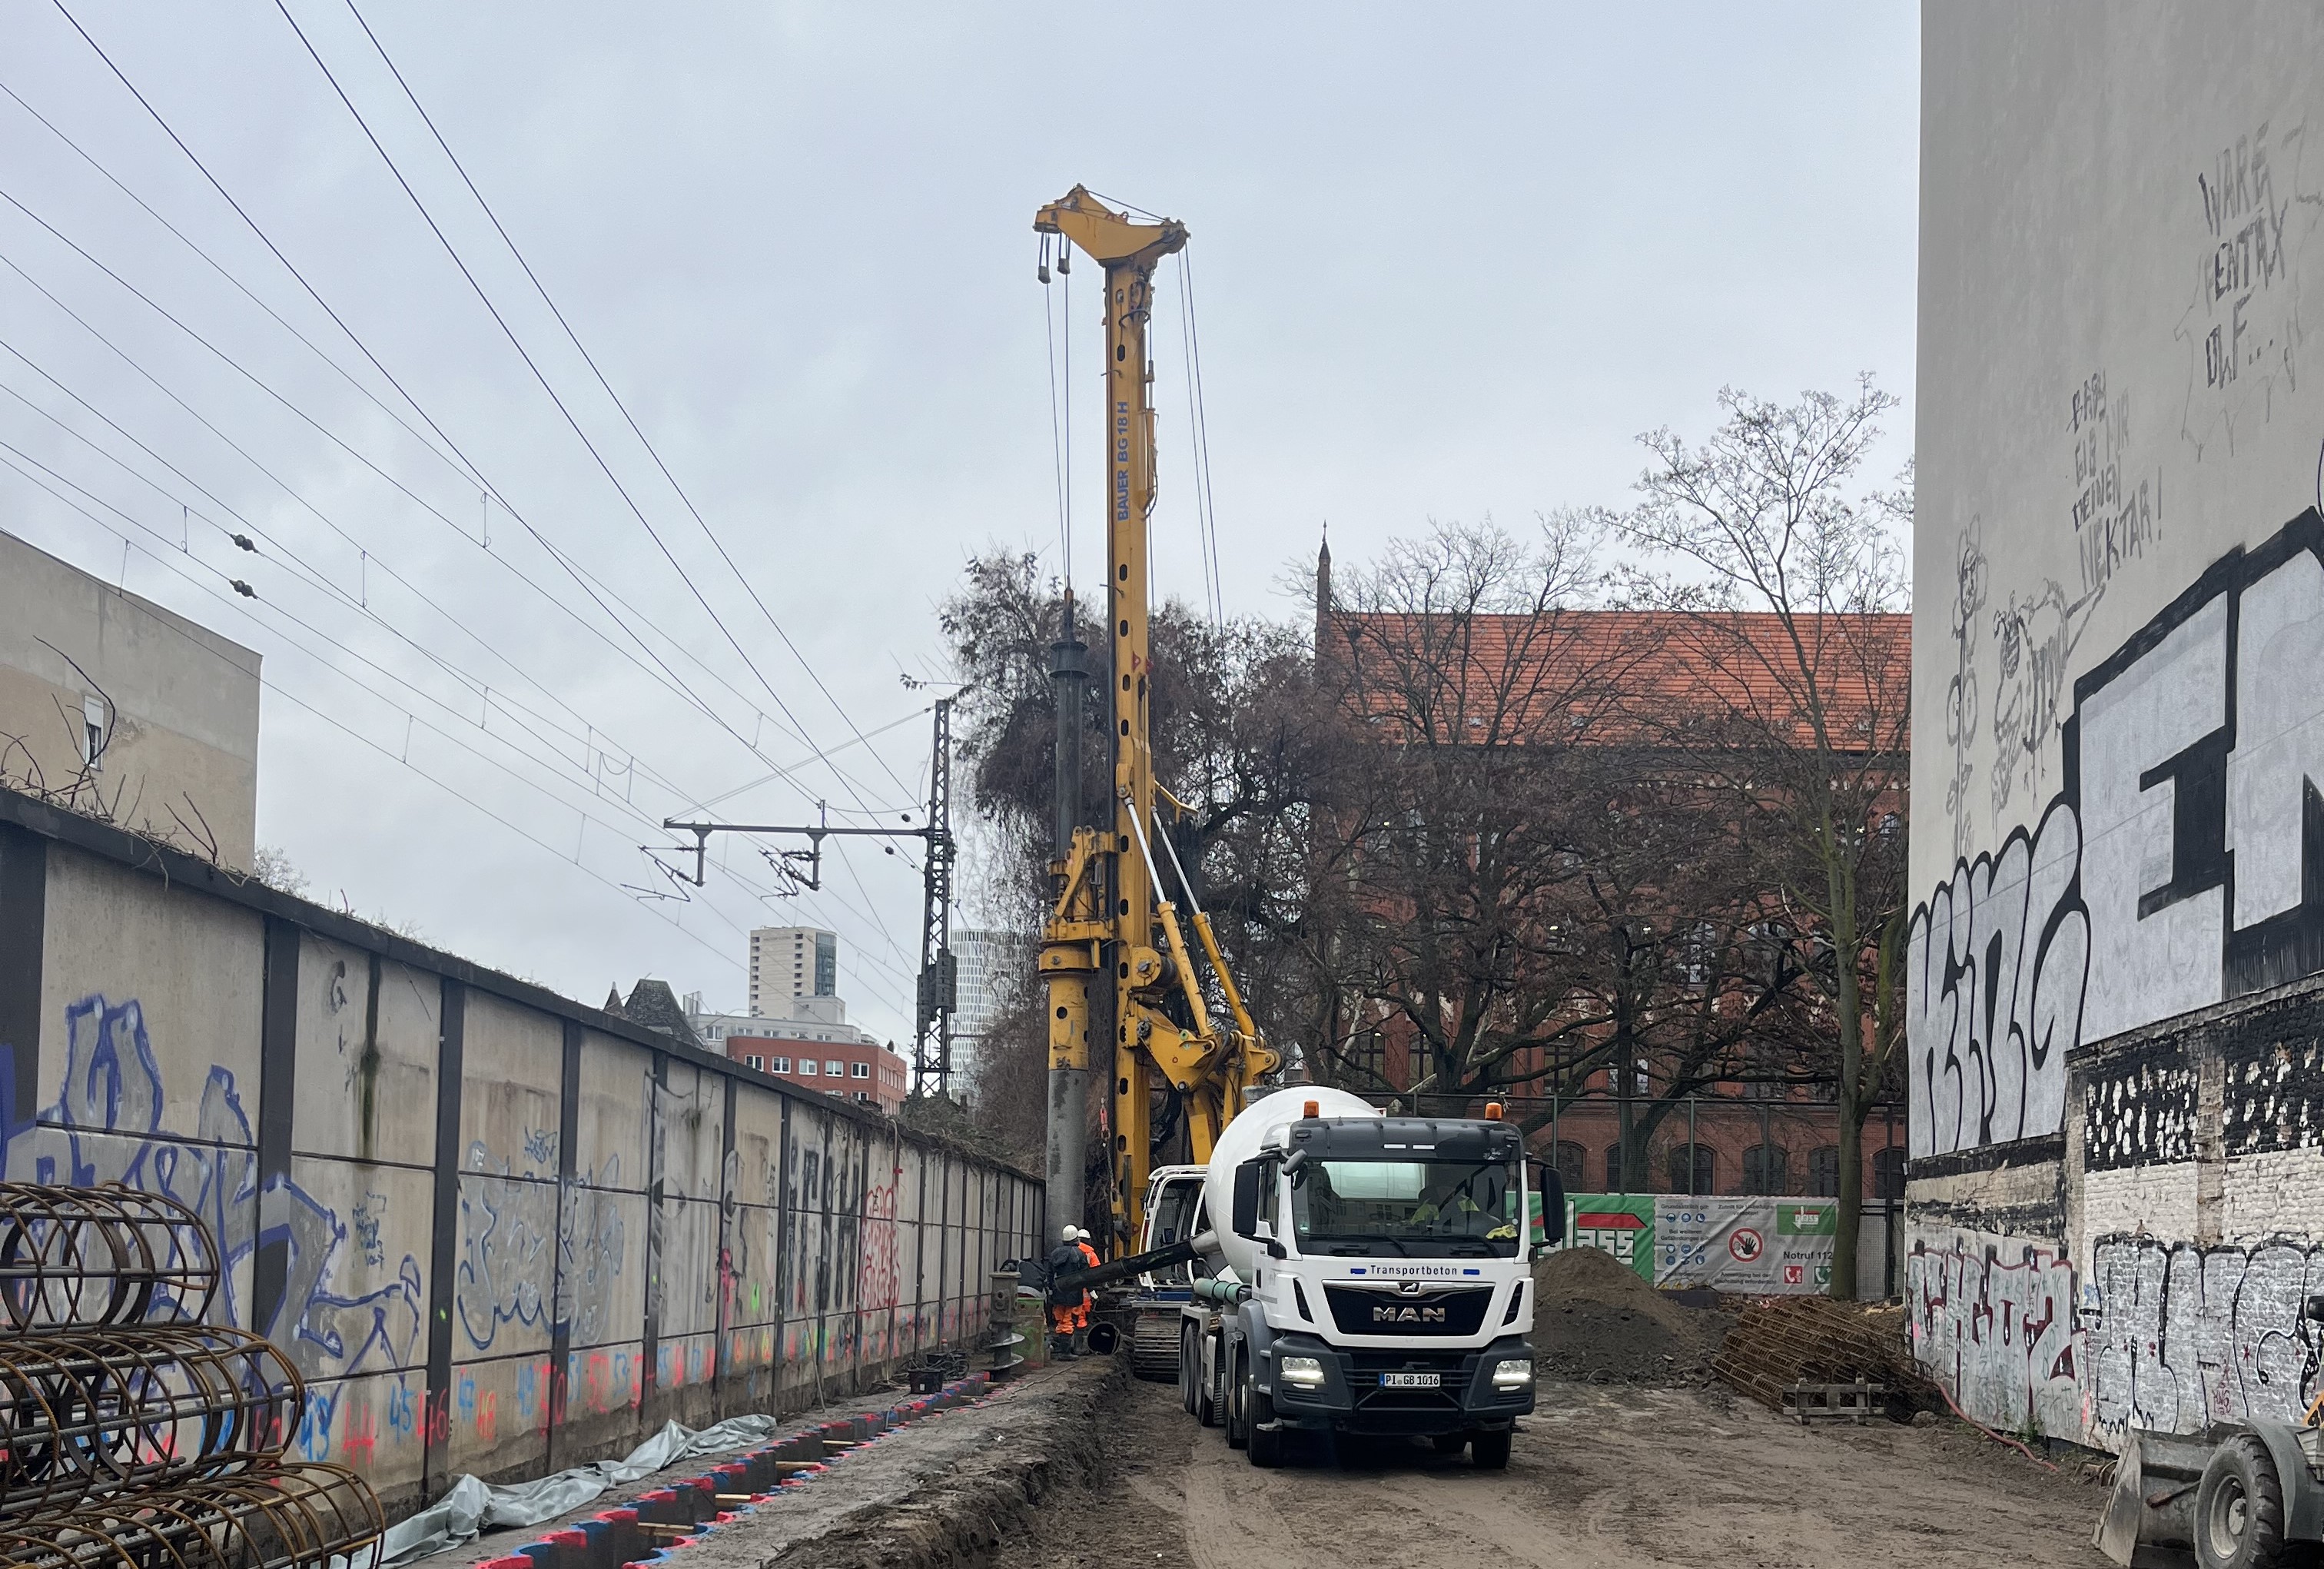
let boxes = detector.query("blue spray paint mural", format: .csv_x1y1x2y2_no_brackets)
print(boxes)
1,994,427,1464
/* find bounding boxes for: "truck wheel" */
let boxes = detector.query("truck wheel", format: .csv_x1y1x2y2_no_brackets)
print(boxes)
2196,1435,2285,1569
1471,1430,1512,1471
1248,1381,1284,1469
1180,1325,1197,1414
1198,1338,1223,1428
1430,1432,1469,1456
1226,1347,1250,1450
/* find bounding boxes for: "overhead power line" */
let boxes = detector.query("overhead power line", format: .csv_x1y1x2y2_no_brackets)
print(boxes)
341,0,925,811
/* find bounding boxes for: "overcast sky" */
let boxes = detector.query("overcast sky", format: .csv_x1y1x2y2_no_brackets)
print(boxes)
0,2,1919,1046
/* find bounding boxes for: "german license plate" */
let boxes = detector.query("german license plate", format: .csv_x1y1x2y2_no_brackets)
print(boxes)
1378,1371,1441,1388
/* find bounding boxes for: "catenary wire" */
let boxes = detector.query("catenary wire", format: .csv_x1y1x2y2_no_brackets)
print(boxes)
38,0,913,831
341,0,924,809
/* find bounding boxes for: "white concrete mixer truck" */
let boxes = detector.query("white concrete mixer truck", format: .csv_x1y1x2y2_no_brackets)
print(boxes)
1058,1085,1563,1468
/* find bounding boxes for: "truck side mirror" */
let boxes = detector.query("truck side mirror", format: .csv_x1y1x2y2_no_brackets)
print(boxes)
1530,1162,1565,1251
2306,1293,2324,1323
1231,1161,1261,1238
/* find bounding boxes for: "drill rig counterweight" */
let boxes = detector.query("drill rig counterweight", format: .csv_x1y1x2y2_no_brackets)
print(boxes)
1034,186,1277,1254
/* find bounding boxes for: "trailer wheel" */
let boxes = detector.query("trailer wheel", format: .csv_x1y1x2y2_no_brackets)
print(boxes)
2196,1434,2285,1569
1471,1430,1512,1471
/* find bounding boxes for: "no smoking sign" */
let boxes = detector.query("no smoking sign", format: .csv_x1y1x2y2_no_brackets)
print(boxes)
1728,1227,1764,1262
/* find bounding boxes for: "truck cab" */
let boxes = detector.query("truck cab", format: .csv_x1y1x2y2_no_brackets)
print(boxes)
1189,1106,1560,1469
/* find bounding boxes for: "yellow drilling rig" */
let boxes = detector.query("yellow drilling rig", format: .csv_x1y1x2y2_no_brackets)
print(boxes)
1033,187,1278,1256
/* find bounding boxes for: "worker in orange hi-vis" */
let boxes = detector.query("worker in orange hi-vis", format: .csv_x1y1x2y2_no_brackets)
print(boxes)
1044,1226,1086,1358
1071,1228,1101,1349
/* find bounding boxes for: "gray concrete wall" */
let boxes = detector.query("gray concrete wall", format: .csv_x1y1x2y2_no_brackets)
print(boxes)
1908,2,2324,1448
0,530,261,866
0,786,1041,1520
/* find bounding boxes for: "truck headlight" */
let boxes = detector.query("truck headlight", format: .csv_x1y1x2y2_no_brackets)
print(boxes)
1490,1358,1534,1391
1277,1355,1326,1388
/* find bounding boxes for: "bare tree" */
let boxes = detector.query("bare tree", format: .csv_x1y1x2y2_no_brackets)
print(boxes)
939,550,1336,1162
1609,379,1913,1296
1310,518,1638,1111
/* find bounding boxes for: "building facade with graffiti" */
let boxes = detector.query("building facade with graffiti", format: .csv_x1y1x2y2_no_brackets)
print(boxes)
0,786,1041,1521
1907,5,2324,1451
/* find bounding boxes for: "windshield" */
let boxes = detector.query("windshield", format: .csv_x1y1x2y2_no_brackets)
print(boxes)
1289,1156,1522,1258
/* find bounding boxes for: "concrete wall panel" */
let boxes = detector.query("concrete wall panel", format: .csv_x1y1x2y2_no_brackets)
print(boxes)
294,936,439,1166
457,994,560,1175
576,1031,651,1194
281,1154,432,1380
446,1353,552,1479
38,849,263,1145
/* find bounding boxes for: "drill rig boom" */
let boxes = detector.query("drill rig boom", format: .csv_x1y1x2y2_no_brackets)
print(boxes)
1034,186,1277,1253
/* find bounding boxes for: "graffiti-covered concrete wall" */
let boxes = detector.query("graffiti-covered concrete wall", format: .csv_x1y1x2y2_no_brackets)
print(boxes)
1908,3,2324,1448
0,789,1041,1519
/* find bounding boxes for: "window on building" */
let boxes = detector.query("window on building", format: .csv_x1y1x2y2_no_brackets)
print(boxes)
1874,1146,1906,1201
799,1060,818,1076
1665,1143,1715,1197
770,1056,790,1072
1742,1144,1788,1195
1604,1143,1625,1193
81,694,107,770
745,1055,762,1070
1343,1029,1386,1082
825,1060,844,1076
1809,1145,1841,1197
850,1062,870,1079
1551,1141,1585,1192
854,1091,871,1104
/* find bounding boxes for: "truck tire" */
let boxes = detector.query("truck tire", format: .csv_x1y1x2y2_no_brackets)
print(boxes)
1180,1325,1197,1413
1227,1347,1250,1450
1471,1430,1512,1471
2196,1434,2285,1569
1247,1379,1285,1469
1198,1335,1223,1428
1131,1311,1180,1382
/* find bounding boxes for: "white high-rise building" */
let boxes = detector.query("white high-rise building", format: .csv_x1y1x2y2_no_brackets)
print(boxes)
749,926,837,1017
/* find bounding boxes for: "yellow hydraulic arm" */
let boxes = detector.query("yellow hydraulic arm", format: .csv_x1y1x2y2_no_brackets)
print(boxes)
1034,187,1277,1252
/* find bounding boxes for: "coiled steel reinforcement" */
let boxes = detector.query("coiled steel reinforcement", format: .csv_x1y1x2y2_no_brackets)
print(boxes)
0,1183,217,1331
0,1184,382,1569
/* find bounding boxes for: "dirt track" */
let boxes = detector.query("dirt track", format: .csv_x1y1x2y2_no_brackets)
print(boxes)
1018,1371,2114,1568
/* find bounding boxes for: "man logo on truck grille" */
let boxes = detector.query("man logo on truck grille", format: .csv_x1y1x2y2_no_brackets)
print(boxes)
1373,1305,1449,1325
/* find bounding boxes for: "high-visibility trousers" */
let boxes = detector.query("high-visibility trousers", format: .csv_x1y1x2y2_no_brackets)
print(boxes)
1050,1303,1077,1336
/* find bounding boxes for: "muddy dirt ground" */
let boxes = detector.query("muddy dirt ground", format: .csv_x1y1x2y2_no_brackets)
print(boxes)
1013,1371,2113,1569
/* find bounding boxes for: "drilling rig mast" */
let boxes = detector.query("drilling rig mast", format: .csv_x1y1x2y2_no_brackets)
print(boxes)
1034,187,1277,1253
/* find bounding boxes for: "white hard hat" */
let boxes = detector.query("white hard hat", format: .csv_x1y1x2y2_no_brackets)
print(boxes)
1061,1225,1078,1242
1074,1228,1092,1242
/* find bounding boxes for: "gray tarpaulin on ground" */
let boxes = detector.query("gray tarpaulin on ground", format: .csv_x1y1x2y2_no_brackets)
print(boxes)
379,1413,792,1567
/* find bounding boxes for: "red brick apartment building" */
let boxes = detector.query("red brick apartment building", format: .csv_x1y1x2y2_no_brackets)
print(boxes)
723,1033,907,1113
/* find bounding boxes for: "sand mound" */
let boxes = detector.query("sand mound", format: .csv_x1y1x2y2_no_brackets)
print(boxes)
1530,1245,1735,1386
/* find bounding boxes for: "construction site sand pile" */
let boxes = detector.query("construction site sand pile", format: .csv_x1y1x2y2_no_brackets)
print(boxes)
1531,1245,1736,1386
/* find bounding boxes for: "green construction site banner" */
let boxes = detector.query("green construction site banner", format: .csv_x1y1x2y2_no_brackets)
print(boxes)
1555,1194,1658,1282
1542,1195,1840,1292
